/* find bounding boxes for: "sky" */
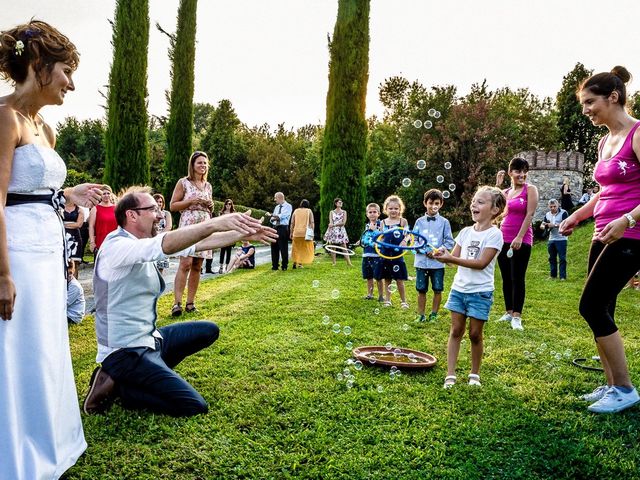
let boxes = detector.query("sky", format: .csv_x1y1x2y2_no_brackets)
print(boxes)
2,0,640,129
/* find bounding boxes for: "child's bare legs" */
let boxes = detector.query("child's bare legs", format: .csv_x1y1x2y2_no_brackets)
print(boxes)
468,318,485,375
376,279,384,299
396,280,406,303
447,312,467,377
417,292,427,315
384,279,392,303
366,278,374,296
330,250,337,266
431,292,442,314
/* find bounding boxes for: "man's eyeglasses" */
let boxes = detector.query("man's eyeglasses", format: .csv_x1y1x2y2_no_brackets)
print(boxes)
130,205,161,214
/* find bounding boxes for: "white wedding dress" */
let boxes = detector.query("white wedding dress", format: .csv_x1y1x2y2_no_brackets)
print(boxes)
0,144,86,480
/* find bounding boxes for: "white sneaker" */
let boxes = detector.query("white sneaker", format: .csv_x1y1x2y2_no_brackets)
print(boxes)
510,316,523,330
587,386,640,413
580,385,609,402
497,313,512,322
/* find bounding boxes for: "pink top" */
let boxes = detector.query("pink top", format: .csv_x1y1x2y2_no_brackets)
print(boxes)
500,183,533,245
593,121,640,240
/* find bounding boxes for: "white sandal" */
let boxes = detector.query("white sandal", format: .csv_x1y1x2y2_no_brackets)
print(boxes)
443,375,457,389
400,302,410,309
468,373,481,386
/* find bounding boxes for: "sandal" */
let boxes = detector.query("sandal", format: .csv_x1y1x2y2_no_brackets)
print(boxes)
185,302,197,313
444,375,457,389
383,301,392,307
400,302,410,309
171,303,182,317
468,373,481,387
363,294,374,300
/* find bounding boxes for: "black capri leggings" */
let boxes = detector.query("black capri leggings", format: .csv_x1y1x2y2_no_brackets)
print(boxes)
579,239,640,338
497,242,532,314
219,246,232,265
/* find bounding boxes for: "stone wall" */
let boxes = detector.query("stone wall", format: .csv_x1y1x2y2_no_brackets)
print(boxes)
514,151,585,220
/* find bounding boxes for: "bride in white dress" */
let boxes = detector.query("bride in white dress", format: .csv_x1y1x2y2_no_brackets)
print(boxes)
0,21,102,479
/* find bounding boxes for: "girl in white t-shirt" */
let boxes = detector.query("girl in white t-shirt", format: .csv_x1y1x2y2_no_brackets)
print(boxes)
433,186,506,388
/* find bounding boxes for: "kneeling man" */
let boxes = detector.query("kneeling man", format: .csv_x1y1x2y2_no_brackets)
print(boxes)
83,186,276,416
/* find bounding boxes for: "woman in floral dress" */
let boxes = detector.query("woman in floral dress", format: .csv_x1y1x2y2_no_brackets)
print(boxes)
323,197,352,266
170,151,213,316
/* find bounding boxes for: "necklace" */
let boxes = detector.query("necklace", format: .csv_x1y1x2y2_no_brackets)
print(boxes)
15,110,40,136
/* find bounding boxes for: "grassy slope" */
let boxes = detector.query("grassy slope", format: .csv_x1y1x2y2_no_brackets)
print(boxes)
67,224,640,480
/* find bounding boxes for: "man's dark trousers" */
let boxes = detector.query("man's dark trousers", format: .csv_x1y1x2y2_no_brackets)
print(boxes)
271,225,289,270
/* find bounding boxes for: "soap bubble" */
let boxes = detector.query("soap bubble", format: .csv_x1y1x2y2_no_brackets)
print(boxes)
385,343,393,351
402,324,410,332
393,348,402,357
390,371,397,380
506,248,514,258
374,308,380,315
413,119,423,128
377,385,384,393
343,326,352,335
448,183,456,191
402,178,412,188
331,289,340,299
333,346,340,353
434,111,441,119
312,280,320,288
436,175,444,183
390,366,398,371
388,284,398,293
393,265,400,273
416,159,427,170
332,323,341,334
346,379,354,389
442,191,450,199
322,315,330,325
368,356,377,364
394,369,402,378
336,373,344,381
444,162,452,170
343,368,351,376
424,120,433,129
345,341,353,350
354,360,363,371
428,108,436,117
346,358,354,365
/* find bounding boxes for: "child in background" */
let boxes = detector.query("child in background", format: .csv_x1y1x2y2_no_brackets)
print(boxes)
67,262,86,324
413,189,455,322
380,195,410,309
360,203,384,301
540,198,569,280
433,186,506,388
225,240,256,274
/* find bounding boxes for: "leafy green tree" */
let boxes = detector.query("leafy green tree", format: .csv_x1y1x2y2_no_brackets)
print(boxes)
56,117,106,181
200,99,245,198
162,0,198,200
629,91,640,119
320,0,370,241
556,62,600,180
104,0,150,192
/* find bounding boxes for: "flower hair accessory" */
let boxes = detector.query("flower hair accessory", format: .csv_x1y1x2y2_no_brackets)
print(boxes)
15,40,25,56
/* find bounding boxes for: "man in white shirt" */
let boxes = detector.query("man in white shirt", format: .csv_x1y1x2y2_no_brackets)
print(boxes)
83,186,276,416
270,191,292,271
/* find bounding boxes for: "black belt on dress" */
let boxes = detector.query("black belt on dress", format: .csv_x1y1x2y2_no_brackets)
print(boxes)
5,190,65,209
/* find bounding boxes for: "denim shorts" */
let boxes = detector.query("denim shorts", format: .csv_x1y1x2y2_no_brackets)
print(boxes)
362,256,382,280
444,289,494,321
415,268,445,293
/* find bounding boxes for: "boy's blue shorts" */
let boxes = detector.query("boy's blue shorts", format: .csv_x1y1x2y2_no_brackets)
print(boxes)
362,256,382,280
415,268,445,293
444,289,494,321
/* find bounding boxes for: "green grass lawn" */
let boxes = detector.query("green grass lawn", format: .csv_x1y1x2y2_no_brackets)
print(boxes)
66,224,640,479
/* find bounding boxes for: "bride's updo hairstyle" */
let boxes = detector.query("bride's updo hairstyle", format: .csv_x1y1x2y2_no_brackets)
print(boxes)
578,66,632,107
0,19,79,87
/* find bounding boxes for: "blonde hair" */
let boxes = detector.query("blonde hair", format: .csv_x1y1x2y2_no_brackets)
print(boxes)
366,202,380,212
383,195,405,216
475,186,506,220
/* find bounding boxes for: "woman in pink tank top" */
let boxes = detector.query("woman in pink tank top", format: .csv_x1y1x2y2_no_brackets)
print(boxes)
495,157,538,331
560,66,640,414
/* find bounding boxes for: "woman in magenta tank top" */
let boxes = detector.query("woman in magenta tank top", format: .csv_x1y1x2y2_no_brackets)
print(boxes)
495,157,538,331
560,66,640,414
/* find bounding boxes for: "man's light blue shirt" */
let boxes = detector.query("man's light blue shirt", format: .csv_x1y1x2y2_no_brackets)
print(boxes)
272,201,292,226
413,213,455,269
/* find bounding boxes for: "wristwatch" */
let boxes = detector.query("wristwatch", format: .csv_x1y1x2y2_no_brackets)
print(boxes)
623,213,637,228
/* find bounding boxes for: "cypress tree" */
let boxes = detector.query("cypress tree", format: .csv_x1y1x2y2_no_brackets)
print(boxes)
104,0,151,191
320,0,370,241
163,0,198,201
